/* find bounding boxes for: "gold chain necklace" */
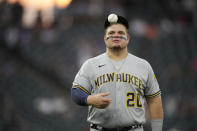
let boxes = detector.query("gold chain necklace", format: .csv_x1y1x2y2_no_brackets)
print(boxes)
108,57,127,73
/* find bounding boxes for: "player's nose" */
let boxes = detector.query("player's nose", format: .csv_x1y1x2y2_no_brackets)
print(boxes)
112,36,122,40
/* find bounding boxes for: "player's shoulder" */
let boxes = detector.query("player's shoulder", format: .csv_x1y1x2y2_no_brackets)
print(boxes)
128,53,148,63
88,53,106,62
128,53,151,68
84,53,106,66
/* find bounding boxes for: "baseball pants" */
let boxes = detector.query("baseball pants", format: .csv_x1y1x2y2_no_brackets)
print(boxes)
90,127,144,131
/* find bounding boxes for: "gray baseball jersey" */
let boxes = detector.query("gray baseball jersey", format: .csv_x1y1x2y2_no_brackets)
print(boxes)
72,53,161,128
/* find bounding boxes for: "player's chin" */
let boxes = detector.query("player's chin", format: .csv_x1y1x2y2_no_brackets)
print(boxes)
108,45,123,50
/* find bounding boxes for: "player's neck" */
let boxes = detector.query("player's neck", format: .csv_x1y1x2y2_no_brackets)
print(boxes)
106,48,128,61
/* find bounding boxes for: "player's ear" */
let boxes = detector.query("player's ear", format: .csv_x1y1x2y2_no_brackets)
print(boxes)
104,35,107,42
126,34,130,42
127,35,130,41
104,29,108,42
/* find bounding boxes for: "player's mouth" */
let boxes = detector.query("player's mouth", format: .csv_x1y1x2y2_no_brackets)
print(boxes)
112,39,121,43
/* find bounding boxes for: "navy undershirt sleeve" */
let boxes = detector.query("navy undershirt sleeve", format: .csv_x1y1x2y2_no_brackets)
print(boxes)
71,87,89,106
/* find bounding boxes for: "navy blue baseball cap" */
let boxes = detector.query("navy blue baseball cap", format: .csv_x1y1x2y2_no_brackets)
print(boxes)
104,14,129,29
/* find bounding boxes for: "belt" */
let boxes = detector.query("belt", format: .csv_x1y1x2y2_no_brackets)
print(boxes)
90,123,143,131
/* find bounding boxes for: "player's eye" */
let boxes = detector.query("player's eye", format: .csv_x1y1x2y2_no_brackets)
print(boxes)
118,31,125,35
108,31,114,35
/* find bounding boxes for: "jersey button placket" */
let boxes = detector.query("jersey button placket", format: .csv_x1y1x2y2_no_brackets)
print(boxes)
115,71,123,126
116,83,121,105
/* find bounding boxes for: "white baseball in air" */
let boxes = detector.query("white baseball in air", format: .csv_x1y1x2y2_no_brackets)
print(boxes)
108,14,118,23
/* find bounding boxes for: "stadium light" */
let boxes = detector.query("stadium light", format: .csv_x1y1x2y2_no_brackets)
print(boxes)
55,0,72,9
7,0,17,4
19,0,54,10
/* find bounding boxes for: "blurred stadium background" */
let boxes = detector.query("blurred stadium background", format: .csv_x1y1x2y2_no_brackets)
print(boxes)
0,0,197,131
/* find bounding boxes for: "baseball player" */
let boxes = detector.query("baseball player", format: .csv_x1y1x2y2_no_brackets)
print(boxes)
71,14,164,131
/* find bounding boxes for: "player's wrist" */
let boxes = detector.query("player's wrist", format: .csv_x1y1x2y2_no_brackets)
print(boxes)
86,95,93,106
151,118,163,131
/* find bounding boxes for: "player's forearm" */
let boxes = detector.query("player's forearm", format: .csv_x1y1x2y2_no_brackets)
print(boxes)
150,109,163,131
150,106,163,120
147,95,164,119
86,95,93,105
147,95,164,131
71,87,89,106
149,107,163,131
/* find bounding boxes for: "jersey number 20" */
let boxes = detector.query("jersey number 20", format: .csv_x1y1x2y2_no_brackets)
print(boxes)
127,92,142,108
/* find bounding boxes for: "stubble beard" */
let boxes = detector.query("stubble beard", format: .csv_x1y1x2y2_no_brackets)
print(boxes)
107,45,126,51
110,46,122,51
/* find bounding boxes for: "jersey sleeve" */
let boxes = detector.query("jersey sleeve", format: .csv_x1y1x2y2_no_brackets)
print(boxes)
144,62,161,98
72,59,92,95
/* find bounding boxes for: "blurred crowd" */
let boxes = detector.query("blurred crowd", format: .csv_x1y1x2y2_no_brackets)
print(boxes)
0,0,197,131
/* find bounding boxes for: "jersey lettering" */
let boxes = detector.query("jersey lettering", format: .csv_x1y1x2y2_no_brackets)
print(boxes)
106,73,115,82
94,72,142,89
116,74,122,82
122,73,128,82
95,73,115,88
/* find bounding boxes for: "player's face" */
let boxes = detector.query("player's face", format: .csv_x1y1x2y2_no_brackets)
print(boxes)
104,24,130,50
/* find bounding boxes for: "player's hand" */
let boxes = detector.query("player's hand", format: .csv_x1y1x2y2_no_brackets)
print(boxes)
87,92,112,109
